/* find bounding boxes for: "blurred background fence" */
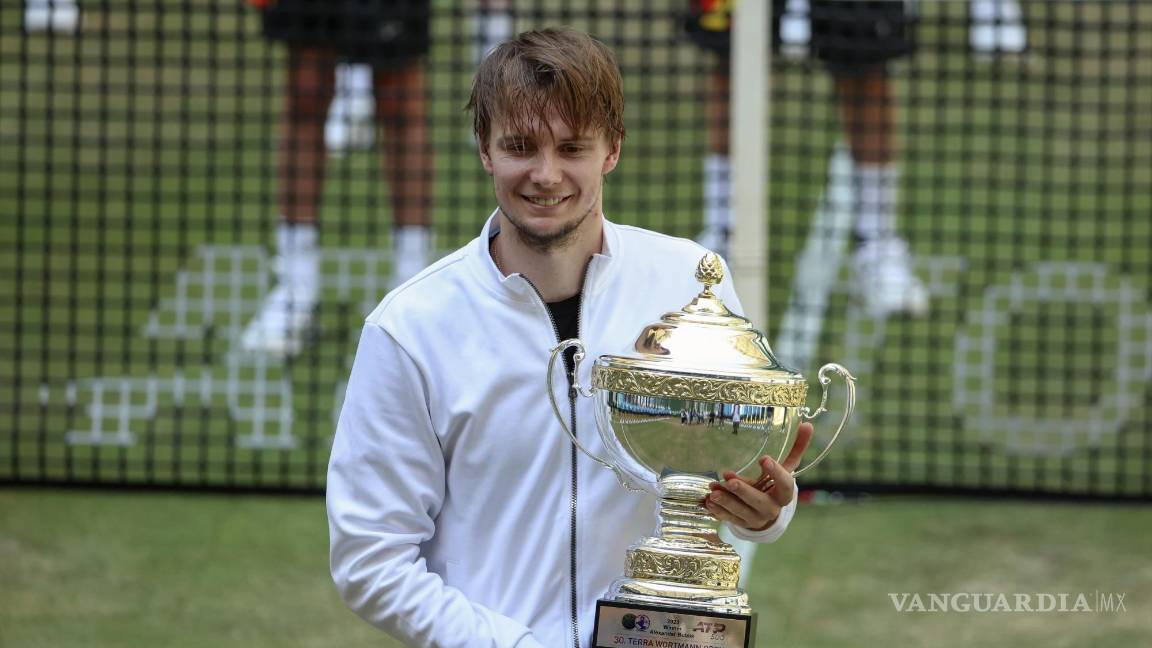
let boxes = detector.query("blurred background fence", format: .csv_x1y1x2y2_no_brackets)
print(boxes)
1,0,1149,498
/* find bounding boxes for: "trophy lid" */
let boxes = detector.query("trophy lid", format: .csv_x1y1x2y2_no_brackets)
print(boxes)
592,254,808,407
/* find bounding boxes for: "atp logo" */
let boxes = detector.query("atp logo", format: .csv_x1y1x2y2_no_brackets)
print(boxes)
620,613,650,631
694,621,726,635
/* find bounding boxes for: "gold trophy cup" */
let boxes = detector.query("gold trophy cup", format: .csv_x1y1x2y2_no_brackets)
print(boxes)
547,254,856,648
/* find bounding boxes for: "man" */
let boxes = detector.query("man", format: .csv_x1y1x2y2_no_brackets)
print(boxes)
687,0,930,317
327,28,812,647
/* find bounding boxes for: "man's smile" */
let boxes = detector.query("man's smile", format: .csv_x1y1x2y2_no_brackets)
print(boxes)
524,194,570,207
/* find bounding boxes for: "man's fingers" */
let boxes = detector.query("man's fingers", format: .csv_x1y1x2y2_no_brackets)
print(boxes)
704,426,810,530
780,421,814,473
706,479,778,530
705,498,745,527
760,456,796,507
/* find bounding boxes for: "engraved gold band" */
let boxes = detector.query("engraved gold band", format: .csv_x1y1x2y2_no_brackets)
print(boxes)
592,365,808,407
625,548,740,590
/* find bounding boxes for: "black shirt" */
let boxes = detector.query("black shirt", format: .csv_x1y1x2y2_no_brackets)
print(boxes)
547,294,582,379
546,293,581,342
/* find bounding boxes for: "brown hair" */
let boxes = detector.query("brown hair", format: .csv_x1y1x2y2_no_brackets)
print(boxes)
467,27,626,150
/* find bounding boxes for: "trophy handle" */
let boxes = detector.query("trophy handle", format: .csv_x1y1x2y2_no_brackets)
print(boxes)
792,363,856,478
547,339,616,473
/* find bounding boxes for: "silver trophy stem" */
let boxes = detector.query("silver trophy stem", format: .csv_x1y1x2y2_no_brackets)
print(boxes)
657,474,718,538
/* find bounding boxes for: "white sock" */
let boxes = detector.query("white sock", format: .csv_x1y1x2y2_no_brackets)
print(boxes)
25,0,79,32
475,10,514,62
971,0,1022,25
274,221,319,299
970,0,1027,53
330,64,373,121
779,0,811,58
853,163,899,242
26,0,78,11
343,64,372,97
393,225,431,284
704,153,731,232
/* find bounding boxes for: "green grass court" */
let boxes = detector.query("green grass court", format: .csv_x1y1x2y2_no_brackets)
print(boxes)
2,489,1149,648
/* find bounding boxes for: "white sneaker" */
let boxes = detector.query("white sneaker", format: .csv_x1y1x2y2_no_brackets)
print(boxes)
851,237,929,317
25,0,79,33
695,226,730,259
240,284,317,357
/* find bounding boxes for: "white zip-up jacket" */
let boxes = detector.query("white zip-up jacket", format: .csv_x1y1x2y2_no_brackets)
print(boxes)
328,215,796,648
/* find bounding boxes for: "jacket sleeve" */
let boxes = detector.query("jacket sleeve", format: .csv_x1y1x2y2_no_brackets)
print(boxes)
327,324,545,648
725,495,797,543
713,255,799,544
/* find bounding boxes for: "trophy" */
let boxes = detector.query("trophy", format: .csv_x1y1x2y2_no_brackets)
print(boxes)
546,253,855,648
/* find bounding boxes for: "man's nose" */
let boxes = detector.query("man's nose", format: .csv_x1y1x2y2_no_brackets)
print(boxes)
529,152,562,187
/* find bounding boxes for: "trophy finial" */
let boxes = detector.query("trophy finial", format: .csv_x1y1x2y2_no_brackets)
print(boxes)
695,253,724,291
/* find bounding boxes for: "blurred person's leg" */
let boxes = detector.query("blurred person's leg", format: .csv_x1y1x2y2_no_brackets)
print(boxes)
812,0,927,317
243,47,335,356
688,0,802,259
24,0,78,33
683,0,752,259
698,66,732,258
375,60,432,288
835,67,927,317
326,64,376,155
278,47,337,226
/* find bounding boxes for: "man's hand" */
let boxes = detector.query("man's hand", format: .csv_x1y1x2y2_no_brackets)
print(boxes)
704,421,814,531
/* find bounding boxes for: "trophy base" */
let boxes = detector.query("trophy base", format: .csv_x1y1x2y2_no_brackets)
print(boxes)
608,576,750,615
615,532,749,614
592,599,756,648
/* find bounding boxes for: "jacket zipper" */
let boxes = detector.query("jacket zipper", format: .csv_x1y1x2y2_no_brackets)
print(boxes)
521,257,594,648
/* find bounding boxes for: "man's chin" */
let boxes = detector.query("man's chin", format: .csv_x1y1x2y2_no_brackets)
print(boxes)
506,217,582,251
499,200,601,250
518,226,573,249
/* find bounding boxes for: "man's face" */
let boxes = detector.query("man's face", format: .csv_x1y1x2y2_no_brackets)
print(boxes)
480,113,621,251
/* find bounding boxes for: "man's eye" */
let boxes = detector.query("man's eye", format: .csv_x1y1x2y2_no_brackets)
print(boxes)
505,140,531,154
562,145,585,155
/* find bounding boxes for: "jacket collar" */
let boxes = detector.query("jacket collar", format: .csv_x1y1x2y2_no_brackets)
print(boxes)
466,209,620,303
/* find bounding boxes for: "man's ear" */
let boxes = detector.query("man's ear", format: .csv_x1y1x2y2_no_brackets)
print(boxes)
602,138,622,175
479,142,494,175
